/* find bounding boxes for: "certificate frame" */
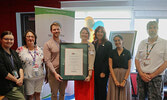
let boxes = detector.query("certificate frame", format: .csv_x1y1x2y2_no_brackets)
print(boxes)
60,43,88,80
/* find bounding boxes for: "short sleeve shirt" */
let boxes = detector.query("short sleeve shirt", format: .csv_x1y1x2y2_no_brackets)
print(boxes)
16,46,44,79
110,48,131,69
135,37,167,75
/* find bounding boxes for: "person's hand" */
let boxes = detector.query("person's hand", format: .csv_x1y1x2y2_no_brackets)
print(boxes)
16,78,23,86
147,73,155,80
54,73,63,82
100,73,105,78
114,79,120,87
85,75,91,82
140,73,151,82
120,80,126,87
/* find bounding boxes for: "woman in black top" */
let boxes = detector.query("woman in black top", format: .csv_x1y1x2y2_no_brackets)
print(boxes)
0,31,25,100
107,34,132,100
93,26,112,100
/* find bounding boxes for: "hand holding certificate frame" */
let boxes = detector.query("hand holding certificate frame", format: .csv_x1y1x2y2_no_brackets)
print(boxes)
60,43,88,80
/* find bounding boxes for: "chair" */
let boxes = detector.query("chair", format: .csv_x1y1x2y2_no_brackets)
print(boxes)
131,73,138,100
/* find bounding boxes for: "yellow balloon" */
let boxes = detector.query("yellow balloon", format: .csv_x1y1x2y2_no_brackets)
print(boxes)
88,29,94,42
85,16,94,29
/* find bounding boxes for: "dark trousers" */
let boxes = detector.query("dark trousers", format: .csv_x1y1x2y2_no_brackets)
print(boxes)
94,74,109,100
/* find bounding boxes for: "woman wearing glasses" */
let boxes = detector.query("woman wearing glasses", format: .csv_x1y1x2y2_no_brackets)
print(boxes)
0,31,25,100
16,30,44,100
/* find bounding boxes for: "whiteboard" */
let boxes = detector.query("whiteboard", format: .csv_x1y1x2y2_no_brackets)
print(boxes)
109,30,137,55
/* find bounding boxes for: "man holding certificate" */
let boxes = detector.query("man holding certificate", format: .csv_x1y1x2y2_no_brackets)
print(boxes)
43,22,67,100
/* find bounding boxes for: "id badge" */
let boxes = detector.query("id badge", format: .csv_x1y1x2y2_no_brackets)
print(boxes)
33,64,39,72
143,59,151,66
12,70,19,78
89,50,94,55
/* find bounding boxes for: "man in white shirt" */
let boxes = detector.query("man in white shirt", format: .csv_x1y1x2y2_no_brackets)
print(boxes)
135,21,167,100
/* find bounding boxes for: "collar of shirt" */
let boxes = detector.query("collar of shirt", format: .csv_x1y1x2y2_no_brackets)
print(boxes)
144,36,162,45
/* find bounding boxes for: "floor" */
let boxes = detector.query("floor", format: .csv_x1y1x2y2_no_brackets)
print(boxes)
132,96,138,100
132,96,167,100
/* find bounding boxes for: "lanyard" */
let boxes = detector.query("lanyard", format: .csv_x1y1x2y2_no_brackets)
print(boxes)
146,43,156,59
9,55,15,70
28,49,37,65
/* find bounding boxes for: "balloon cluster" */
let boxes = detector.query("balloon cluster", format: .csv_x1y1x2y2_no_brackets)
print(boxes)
85,16,104,30
85,16,104,42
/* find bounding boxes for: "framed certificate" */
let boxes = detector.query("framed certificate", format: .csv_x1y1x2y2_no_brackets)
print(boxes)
60,43,88,80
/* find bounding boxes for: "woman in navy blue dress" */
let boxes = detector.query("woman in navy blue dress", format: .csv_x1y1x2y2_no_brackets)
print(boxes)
93,26,112,100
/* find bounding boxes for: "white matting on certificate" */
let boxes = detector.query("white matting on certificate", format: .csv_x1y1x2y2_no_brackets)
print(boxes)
65,48,83,76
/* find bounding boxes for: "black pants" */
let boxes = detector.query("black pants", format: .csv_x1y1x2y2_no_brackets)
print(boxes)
94,74,109,100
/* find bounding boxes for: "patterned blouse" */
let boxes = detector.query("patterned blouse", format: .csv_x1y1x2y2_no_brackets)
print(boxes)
16,46,44,79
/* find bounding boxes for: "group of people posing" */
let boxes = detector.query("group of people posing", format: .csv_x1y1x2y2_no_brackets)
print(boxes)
0,20,167,100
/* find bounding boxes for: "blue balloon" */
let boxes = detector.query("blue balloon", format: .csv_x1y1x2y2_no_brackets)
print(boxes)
92,21,104,30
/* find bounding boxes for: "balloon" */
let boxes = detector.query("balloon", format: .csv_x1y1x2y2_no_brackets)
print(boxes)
88,29,94,42
92,21,104,30
85,16,94,29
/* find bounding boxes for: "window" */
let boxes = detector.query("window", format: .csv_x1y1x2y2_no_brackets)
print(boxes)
74,10,131,43
159,19,167,40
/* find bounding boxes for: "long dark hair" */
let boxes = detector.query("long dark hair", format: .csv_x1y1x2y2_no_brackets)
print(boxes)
93,26,107,44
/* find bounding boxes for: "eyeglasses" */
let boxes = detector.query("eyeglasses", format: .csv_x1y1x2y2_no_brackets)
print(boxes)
26,36,35,38
3,38,14,41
